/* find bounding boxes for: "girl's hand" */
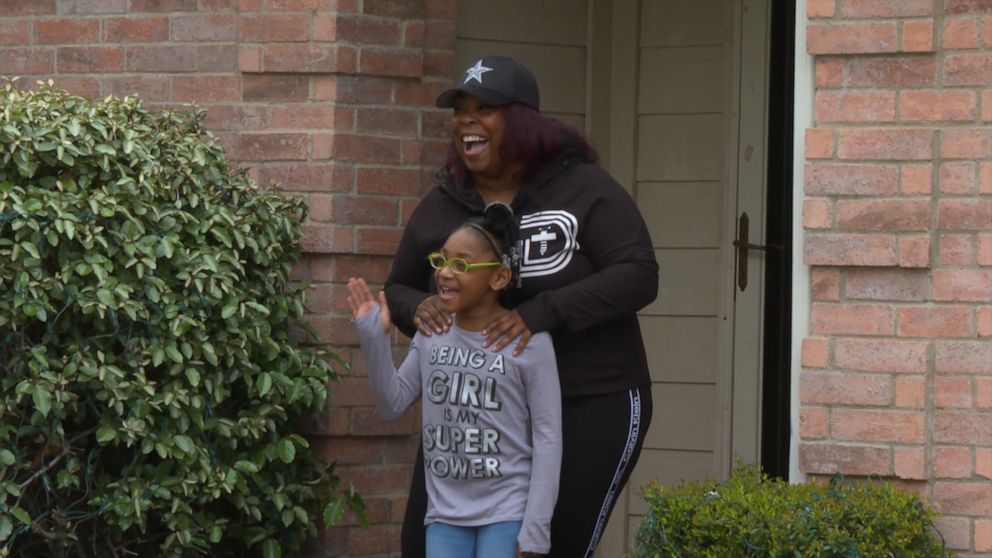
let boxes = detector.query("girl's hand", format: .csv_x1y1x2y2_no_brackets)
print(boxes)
414,295,451,336
346,278,392,333
482,309,532,356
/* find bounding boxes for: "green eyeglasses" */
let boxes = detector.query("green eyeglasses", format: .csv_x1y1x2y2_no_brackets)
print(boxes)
427,252,501,274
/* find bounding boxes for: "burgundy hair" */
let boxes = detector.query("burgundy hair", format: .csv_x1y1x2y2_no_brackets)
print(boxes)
443,103,597,190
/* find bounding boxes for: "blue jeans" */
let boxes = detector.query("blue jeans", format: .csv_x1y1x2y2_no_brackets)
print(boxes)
425,521,522,558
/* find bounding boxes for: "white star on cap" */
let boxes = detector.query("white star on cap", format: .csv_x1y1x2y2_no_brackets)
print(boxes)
463,59,493,84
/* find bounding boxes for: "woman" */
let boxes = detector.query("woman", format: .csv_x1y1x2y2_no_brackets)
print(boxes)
385,56,658,558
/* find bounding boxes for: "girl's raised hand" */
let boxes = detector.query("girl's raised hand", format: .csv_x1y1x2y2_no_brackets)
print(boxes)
346,278,392,333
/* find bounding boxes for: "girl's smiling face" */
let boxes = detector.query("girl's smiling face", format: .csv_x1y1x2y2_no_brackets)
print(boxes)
433,227,510,322
451,93,507,181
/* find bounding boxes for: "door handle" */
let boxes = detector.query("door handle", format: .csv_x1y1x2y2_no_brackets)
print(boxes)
733,212,781,291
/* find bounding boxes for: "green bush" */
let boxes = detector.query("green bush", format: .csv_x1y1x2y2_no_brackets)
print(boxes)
0,80,361,557
633,465,951,558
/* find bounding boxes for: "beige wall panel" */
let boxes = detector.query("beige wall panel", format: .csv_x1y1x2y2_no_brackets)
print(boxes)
457,0,587,46
546,112,585,132
456,40,586,115
639,46,726,114
626,448,715,515
637,114,725,182
646,383,716,451
639,316,718,384
638,181,722,248
644,248,719,316
640,0,731,47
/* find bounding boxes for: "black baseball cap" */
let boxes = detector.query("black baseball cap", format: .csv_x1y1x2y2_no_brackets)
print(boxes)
435,56,540,110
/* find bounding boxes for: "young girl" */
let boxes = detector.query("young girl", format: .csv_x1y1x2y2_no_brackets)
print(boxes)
347,203,562,558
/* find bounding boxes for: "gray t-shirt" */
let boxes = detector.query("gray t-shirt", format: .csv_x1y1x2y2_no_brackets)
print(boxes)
354,307,562,554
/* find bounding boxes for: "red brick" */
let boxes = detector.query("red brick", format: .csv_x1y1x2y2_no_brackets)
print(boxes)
331,196,398,226
900,163,933,194
270,104,340,129
102,16,168,42
356,227,403,256
0,48,54,74
238,45,261,72
130,0,198,11
933,269,992,302
800,406,829,439
403,20,426,48
936,411,992,446
803,199,832,229
266,0,331,9
242,74,309,102
799,443,890,476
978,307,992,337
126,45,196,73
943,54,992,86
837,129,933,160
898,236,931,268
401,198,418,224
3,0,54,15
200,0,237,9
940,162,977,194
834,338,929,373
259,163,351,193
941,128,992,159
943,17,981,49
101,75,170,100
839,0,933,16
933,516,972,550
332,75,394,104
936,446,973,479
195,45,238,72
333,133,402,164
946,0,992,13
171,15,239,42
801,337,829,368
805,128,834,159
985,15,992,47
57,46,123,73
46,76,99,97
801,372,891,406
395,80,447,106
240,14,309,42
172,75,240,103
313,14,336,41
356,107,419,136
833,409,925,444
59,0,127,13
835,199,929,231
939,199,992,230
981,162,992,192
811,303,894,336
347,407,416,438
847,56,937,88
337,14,402,45
894,376,926,409
356,167,422,196
359,47,423,77
846,268,931,301
425,0,456,19
815,91,895,122
0,20,30,45
805,234,896,266
805,163,898,196
807,22,898,55
808,0,835,17
262,44,355,73
306,193,333,223
810,268,841,301
334,255,393,284
933,481,992,517
898,306,972,337
976,518,992,552
362,0,423,17
234,133,308,161
901,20,934,52
936,340,992,373
900,90,976,121
979,446,992,477
939,233,974,264
893,446,926,480
936,376,973,408
814,57,844,87
311,132,335,159
35,18,99,44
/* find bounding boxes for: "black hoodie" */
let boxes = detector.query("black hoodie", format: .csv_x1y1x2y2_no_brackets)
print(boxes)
384,151,659,398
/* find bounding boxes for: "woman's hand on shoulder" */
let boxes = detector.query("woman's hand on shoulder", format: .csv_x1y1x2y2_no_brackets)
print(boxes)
482,309,532,356
346,278,392,333
414,295,452,336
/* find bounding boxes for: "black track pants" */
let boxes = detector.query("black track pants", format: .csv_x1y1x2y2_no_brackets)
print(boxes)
401,387,652,558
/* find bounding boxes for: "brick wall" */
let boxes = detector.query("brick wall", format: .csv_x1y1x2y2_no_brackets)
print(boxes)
0,1,456,556
800,0,992,555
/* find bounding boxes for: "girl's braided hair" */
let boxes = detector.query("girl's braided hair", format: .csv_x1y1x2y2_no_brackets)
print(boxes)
460,201,522,288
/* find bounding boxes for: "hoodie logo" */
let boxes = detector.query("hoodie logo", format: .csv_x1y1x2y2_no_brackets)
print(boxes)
519,211,579,278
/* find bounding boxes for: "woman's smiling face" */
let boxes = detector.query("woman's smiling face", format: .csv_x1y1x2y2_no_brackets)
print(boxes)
451,93,507,181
